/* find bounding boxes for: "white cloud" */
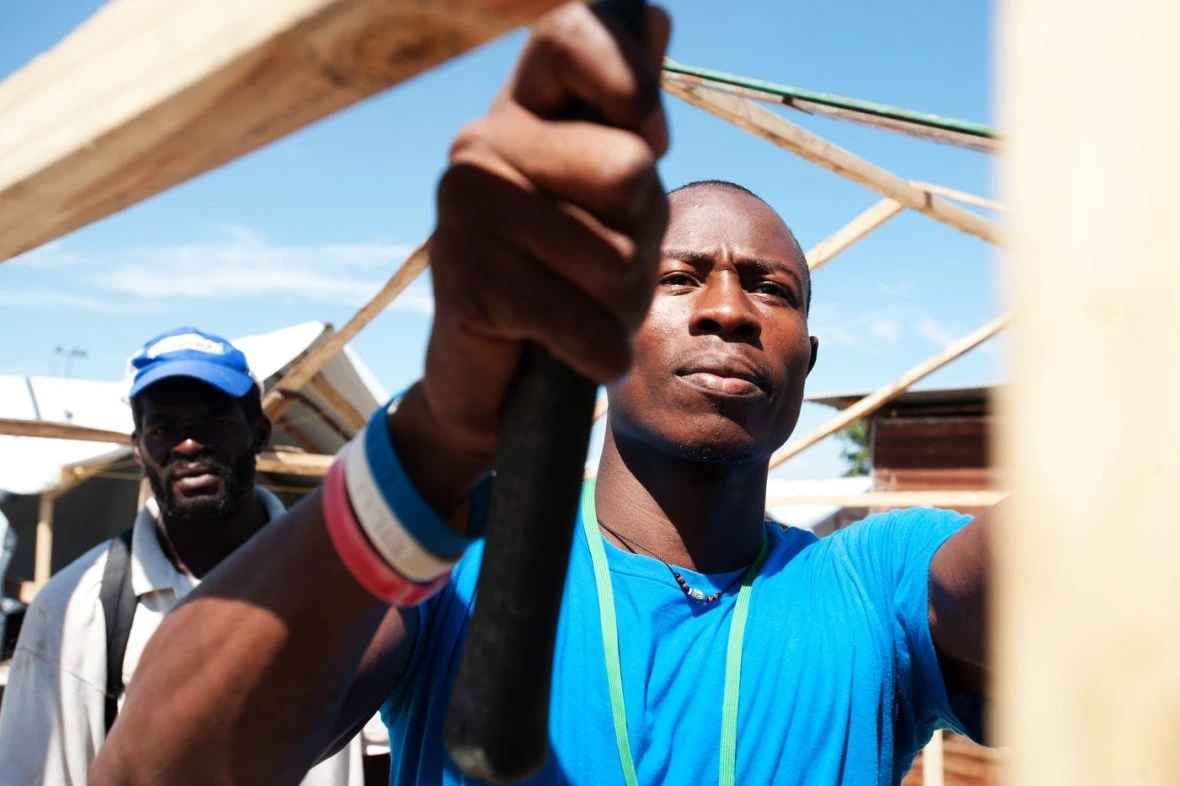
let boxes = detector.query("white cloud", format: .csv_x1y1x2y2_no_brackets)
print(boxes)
3,227,433,314
867,318,900,343
876,280,913,297
0,287,127,314
915,316,959,348
811,306,907,348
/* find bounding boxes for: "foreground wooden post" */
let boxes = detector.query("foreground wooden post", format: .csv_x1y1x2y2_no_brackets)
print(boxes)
995,1,1180,783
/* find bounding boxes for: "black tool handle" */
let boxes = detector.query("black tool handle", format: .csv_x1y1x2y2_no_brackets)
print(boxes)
443,1,648,781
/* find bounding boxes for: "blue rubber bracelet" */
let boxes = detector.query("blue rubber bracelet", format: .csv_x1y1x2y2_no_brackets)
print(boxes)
364,396,486,558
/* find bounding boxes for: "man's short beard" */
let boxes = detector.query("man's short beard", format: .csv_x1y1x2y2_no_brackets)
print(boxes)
145,451,256,524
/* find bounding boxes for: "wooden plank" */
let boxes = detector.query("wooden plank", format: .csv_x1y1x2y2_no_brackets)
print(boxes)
661,79,1002,245
873,468,999,493
33,491,57,586
0,0,565,262
593,394,609,422
994,1,1180,784
273,418,322,454
17,581,38,604
263,242,429,420
305,372,368,433
765,490,1005,509
0,417,130,444
254,450,333,477
910,181,1006,214
807,198,904,272
661,71,1000,154
769,314,1011,469
0,417,331,478
922,731,945,786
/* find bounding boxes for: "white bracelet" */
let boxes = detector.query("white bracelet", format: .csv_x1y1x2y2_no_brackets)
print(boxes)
343,433,457,582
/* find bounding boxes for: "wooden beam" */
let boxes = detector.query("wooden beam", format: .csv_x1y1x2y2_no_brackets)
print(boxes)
995,1,1180,783
661,79,1003,246
255,450,333,478
0,0,566,262
806,198,904,272
661,70,1000,154
769,314,1011,469
33,491,57,586
18,581,38,604
273,418,322,454
765,490,1005,509
921,732,945,786
263,242,429,420
592,394,609,423
910,181,1007,214
305,372,368,433
0,417,130,444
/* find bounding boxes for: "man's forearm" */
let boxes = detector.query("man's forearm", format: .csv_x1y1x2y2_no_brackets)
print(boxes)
90,492,396,786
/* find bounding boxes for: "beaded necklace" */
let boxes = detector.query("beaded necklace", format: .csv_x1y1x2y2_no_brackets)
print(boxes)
596,519,751,603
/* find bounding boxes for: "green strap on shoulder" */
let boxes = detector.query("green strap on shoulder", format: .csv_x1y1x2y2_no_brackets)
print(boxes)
582,481,641,786
581,480,769,786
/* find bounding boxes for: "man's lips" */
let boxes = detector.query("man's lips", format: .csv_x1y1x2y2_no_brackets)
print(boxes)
170,464,224,494
675,356,770,397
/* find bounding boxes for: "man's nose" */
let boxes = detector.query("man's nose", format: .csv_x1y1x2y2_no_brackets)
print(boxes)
170,436,208,458
689,276,761,341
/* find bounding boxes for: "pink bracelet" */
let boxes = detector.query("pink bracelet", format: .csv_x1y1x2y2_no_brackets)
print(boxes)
323,457,450,606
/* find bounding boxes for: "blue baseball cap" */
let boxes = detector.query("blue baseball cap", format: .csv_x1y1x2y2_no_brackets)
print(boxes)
128,327,258,400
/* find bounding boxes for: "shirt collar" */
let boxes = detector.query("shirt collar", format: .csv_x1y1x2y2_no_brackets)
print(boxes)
129,487,287,599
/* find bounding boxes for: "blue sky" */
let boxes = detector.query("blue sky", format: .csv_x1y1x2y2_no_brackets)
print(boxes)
0,1,1001,479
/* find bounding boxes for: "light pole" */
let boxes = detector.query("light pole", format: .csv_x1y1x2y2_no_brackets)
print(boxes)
54,346,87,378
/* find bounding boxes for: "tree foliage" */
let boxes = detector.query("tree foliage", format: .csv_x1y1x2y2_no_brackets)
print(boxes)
836,418,871,477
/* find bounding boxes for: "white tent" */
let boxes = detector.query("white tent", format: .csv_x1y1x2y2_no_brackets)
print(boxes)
0,321,387,591
765,475,873,535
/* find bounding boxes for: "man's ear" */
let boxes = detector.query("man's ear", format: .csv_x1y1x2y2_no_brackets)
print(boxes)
131,435,145,470
254,417,273,454
806,335,820,375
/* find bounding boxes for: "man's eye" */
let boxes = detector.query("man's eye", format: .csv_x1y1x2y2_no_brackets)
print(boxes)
754,282,791,300
661,272,696,287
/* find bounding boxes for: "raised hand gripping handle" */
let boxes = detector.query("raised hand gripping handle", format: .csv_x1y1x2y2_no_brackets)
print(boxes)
443,2,649,782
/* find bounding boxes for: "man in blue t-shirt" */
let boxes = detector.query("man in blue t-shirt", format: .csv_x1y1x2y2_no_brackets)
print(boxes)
92,5,990,785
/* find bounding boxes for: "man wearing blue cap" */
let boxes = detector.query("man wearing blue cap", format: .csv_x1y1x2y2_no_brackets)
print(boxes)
0,328,369,785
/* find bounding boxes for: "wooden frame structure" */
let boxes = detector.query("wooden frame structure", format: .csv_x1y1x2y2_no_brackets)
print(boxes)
4,1,1175,783
3,1,1176,783
0,3,1012,625
0,1,1010,493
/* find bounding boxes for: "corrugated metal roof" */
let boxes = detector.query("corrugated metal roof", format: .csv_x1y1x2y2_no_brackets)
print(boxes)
806,383,998,412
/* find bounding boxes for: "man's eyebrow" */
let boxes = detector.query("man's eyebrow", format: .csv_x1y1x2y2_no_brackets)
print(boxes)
662,249,715,269
662,248,807,291
740,257,805,288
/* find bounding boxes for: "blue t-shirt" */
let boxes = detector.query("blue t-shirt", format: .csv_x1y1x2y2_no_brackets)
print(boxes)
382,495,981,785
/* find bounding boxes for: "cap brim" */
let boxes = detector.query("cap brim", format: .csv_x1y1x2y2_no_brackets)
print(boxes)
129,359,255,399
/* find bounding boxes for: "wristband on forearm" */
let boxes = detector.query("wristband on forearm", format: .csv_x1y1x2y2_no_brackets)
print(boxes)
322,393,488,605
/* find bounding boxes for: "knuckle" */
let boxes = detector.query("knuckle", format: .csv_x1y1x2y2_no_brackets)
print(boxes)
605,135,655,189
535,4,591,52
447,119,492,162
